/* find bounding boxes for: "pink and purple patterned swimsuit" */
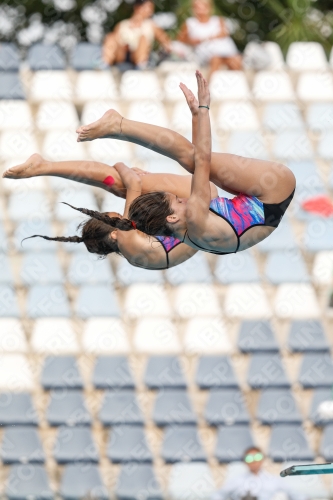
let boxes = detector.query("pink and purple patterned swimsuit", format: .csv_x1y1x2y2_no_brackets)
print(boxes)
184,191,294,255
155,235,182,268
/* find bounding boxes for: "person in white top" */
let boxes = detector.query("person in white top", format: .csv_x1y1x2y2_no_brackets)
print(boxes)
103,0,171,69
213,447,306,500
177,0,242,77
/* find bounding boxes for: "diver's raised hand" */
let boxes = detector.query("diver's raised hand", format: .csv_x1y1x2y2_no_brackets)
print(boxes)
196,70,210,108
179,82,199,116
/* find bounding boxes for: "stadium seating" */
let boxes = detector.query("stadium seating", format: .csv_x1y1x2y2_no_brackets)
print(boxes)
1,40,333,495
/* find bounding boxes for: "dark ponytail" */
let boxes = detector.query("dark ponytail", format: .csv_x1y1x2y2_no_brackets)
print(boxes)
61,202,135,231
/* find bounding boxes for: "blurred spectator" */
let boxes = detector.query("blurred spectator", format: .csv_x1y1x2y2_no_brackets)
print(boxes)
103,0,171,69
177,0,242,77
212,446,306,500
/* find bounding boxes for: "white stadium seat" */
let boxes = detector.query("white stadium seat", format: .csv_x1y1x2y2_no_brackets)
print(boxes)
36,101,79,131
0,131,38,160
0,101,33,130
171,101,192,133
124,284,172,319
263,42,285,70
120,71,162,100
286,42,328,71
312,251,333,286
8,190,52,222
217,102,259,131
174,284,221,318
164,71,197,101
75,71,118,101
133,318,181,354
274,284,320,319
297,72,333,101
127,100,169,127
101,193,126,214
31,318,79,354
43,131,86,161
81,100,122,125
210,71,251,101
55,189,98,221
87,139,132,164
30,71,73,101
83,318,130,354
224,284,272,318
253,72,295,101
168,463,215,500
0,355,34,391
0,319,27,353
184,317,233,354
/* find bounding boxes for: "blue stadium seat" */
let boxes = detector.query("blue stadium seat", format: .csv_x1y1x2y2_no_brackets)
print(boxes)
117,258,164,286
0,222,8,253
319,424,333,460
153,389,197,426
28,43,66,71
0,73,25,99
309,388,333,426
274,130,313,160
0,43,20,71
165,253,213,285
247,354,290,389
8,191,51,222
99,390,144,426
318,132,333,160
307,103,333,132
268,425,314,462
46,390,91,426
6,465,53,500
0,256,14,286
75,285,120,318
67,254,115,285
107,425,153,463
0,286,20,317
195,356,238,389
215,425,254,463
60,464,108,500
14,221,57,253
70,43,104,70
257,218,297,252
298,353,333,388
144,356,187,389
238,320,279,353
257,389,302,425
1,426,44,464
303,219,333,252
204,389,250,426
215,251,259,284
27,285,70,318
227,131,269,159
288,161,325,191
41,356,83,390
262,102,304,132
93,356,135,389
116,464,163,500
54,426,99,463
265,250,309,284
0,393,38,426
162,425,206,463
21,253,64,286
288,320,329,352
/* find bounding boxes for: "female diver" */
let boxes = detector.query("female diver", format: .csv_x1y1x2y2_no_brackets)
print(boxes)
4,155,212,269
72,70,296,255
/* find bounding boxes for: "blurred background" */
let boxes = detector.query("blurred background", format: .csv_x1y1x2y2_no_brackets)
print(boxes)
0,0,333,499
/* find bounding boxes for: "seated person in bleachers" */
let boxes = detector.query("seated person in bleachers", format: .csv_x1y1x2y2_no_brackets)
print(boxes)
103,0,171,69
177,0,242,77
212,446,305,500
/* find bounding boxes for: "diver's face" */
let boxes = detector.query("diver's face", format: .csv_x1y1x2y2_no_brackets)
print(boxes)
193,0,211,18
166,193,188,227
135,1,154,18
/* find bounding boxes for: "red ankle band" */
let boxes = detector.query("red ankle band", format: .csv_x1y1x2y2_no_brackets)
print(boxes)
103,176,115,187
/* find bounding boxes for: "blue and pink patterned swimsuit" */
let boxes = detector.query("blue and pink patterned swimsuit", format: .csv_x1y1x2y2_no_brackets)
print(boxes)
155,235,182,268
184,191,294,255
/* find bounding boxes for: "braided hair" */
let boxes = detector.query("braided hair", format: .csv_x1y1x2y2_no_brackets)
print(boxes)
23,192,175,256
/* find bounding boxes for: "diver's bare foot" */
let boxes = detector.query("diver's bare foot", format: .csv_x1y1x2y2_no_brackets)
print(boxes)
2,153,45,179
76,109,122,142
